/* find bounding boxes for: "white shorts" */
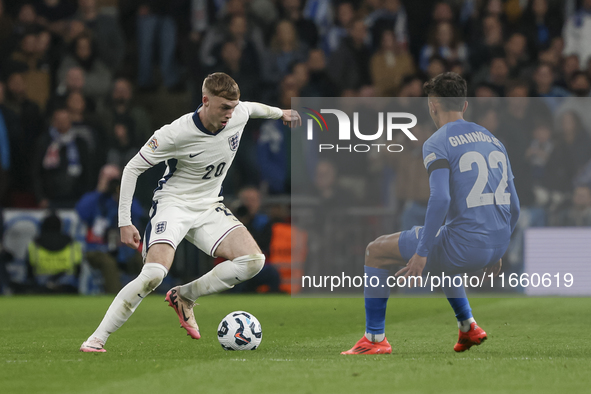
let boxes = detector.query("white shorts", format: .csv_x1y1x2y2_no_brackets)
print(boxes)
142,200,243,259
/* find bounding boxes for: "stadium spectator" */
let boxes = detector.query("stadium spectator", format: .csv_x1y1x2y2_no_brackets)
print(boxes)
279,0,319,49
76,164,144,294
498,82,536,207
234,187,273,255
66,90,104,178
51,66,97,114
473,55,510,96
426,55,448,79
556,71,591,136
533,62,571,111
5,72,44,141
365,0,408,50
9,30,51,110
57,33,112,102
323,1,355,54
35,0,76,25
135,0,184,90
371,29,415,96
397,75,424,97
74,0,126,72
106,121,139,169
265,20,309,83
200,10,266,71
504,32,532,78
231,187,281,293
32,107,93,208
256,82,292,194
3,73,43,205
313,159,354,210
11,3,39,43
521,0,562,53
98,78,152,143
25,211,83,294
525,124,571,203
563,0,591,68
419,21,468,72
328,19,372,93
302,48,338,97
0,0,14,59
552,185,591,226
474,82,500,98
556,111,591,174
212,40,260,100
560,54,580,86
0,82,19,205
468,15,504,72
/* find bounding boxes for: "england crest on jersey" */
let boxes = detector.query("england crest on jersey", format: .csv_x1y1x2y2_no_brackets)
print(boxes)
228,132,239,151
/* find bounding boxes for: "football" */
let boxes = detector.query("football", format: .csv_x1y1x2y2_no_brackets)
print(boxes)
217,311,262,351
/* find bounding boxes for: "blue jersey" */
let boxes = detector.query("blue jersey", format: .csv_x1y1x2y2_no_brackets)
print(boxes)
422,119,514,247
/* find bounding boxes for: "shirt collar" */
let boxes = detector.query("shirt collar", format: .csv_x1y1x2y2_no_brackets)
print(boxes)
192,104,226,135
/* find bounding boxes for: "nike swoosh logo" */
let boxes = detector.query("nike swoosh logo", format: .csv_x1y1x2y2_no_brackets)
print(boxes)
189,152,203,158
182,309,190,322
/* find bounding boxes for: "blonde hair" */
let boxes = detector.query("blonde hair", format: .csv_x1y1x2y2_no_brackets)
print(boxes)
202,72,240,100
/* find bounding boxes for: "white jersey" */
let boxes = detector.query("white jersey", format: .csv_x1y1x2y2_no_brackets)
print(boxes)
118,101,283,227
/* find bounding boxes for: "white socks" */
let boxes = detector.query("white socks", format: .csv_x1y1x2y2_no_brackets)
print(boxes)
90,263,168,343
458,317,476,332
365,332,385,343
178,254,265,302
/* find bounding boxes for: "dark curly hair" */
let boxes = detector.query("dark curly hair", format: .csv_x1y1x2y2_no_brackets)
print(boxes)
423,72,467,111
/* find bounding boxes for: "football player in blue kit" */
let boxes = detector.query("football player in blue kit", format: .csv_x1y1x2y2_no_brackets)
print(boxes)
342,72,520,354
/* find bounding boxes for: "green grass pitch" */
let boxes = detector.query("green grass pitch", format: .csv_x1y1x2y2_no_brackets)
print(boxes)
1,295,590,394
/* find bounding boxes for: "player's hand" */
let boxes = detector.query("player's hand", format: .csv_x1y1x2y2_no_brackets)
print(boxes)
120,225,141,250
395,253,427,287
484,258,502,277
281,109,302,128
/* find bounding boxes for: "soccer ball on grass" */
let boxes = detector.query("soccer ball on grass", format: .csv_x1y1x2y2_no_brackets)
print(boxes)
217,311,262,350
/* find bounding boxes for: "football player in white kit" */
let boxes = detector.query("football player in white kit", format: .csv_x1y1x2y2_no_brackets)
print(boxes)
80,73,301,352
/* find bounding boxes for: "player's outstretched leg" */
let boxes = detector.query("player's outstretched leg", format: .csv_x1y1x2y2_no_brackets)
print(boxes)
80,263,168,352
170,254,265,338
167,228,264,339
443,277,487,352
342,233,405,355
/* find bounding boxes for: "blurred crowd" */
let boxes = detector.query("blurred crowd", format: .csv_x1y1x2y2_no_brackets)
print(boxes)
1,0,591,256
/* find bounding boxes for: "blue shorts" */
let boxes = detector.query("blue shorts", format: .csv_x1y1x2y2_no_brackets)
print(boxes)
398,226,508,276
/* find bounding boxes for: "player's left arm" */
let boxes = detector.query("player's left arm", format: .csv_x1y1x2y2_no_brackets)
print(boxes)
241,101,301,127
508,179,520,234
396,167,451,279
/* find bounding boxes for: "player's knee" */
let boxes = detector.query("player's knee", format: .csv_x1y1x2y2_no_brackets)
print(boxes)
234,254,265,279
366,238,382,258
138,263,168,293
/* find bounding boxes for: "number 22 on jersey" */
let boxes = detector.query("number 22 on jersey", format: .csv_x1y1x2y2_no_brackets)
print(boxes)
459,151,510,208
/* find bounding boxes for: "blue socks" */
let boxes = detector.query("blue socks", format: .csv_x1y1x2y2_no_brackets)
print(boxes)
442,275,473,321
364,266,390,335
364,269,474,338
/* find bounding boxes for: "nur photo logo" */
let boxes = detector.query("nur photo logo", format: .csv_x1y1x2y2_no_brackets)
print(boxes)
303,107,419,153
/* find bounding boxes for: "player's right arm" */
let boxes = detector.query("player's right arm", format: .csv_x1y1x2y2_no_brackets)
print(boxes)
119,126,178,249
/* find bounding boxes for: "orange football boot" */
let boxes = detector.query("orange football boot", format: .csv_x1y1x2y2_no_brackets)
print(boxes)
341,336,392,355
454,322,487,352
